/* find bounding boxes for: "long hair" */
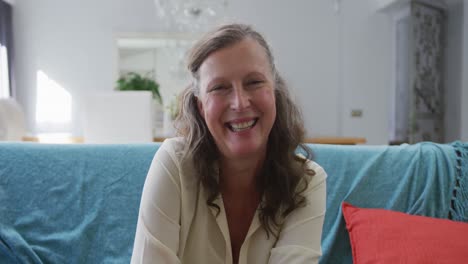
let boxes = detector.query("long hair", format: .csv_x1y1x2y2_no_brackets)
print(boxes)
175,23,315,238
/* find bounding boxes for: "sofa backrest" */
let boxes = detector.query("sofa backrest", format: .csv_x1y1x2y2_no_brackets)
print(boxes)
0,141,466,263
0,143,159,263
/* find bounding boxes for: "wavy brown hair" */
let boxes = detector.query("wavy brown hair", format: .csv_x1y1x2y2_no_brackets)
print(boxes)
175,23,315,238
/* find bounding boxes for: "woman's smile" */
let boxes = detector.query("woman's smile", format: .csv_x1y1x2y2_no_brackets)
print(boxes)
225,117,259,132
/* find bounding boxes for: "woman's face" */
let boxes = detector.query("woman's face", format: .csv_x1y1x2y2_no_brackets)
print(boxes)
197,38,276,160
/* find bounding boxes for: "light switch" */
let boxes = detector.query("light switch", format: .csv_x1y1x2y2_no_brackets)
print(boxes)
351,109,363,117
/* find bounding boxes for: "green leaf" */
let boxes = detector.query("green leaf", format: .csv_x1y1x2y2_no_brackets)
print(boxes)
115,72,163,104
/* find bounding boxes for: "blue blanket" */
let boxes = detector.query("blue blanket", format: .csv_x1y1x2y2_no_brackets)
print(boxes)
314,141,468,264
0,141,466,263
0,143,159,263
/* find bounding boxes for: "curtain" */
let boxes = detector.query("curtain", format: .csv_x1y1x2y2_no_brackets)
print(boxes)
0,0,14,98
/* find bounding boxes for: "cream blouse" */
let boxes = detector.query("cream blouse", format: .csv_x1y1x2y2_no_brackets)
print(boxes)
131,137,327,264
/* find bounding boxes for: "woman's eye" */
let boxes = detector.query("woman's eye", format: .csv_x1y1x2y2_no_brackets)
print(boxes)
209,85,227,92
247,80,264,87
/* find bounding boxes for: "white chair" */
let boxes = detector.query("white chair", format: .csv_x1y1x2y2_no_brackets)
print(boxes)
0,98,26,141
82,91,154,144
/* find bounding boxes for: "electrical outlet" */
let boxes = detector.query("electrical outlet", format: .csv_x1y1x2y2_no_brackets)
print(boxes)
351,109,363,117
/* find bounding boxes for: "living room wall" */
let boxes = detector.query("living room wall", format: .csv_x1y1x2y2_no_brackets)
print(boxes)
12,0,465,144
462,0,468,142
13,0,163,136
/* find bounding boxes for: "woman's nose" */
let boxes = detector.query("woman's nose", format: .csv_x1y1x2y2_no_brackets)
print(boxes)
230,85,250,111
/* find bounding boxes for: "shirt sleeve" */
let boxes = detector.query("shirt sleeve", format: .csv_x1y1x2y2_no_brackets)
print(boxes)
269,163,327,264
131,143,182,264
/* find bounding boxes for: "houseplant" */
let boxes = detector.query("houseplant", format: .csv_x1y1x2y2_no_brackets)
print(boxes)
116,72,163,105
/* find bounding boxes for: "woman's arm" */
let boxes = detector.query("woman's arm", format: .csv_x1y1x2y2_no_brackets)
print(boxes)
131,144,182,264
269,163,327,264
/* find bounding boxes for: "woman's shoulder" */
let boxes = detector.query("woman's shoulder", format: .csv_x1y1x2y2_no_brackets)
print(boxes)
160,136,186,151
157,137,198,186
158,137,187,161
295,153,327,184
303,158,327,190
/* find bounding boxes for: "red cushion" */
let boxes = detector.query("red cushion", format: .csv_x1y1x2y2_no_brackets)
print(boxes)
342,202,468,264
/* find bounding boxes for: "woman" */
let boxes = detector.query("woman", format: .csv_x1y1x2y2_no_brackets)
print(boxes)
131,23,327,264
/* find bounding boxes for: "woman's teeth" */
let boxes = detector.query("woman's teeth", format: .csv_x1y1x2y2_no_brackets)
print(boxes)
229,119,256,132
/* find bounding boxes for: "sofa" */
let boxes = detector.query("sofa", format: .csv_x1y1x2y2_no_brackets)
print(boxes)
0,141,467,263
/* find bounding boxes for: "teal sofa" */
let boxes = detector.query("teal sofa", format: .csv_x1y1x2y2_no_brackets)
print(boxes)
0,141,467,263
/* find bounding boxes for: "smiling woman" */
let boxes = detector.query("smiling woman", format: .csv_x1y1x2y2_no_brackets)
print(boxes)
131,24,327,264
196,38,277,160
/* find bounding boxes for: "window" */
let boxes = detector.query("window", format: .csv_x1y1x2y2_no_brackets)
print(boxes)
0,0,12,99
35,70,72,133
0,43,9,98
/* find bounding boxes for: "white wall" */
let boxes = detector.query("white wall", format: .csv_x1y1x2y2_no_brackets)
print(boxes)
16,0,457,144
227,0,341,138
13,0,162,135
462,0,468,141
340,0,391,144
444,0,464,142
206,0,392,144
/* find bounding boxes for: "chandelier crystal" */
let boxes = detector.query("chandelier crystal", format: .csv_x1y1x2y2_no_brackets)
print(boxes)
155,0,228,32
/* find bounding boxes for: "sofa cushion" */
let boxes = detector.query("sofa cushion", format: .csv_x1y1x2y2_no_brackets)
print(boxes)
342,202,468,264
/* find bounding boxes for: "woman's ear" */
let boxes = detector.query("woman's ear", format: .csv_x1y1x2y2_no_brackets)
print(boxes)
196,96,204,119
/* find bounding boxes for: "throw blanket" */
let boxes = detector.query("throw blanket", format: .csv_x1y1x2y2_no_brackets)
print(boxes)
0,143,159,263
313,141,468,264
0,141,466,263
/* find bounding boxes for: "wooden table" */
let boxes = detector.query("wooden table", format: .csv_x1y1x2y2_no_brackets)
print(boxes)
23,136,366,145
155,137,366,145
304,137,366,145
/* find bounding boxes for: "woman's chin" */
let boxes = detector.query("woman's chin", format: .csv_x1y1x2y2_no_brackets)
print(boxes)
224,142,266,160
